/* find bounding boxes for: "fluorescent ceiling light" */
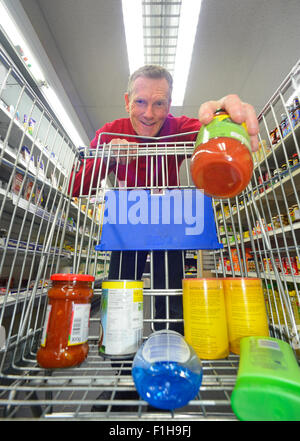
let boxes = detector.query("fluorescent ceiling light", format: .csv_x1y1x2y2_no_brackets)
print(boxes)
121,0,202,106
122,0,144,73
0,1,45,84
0,0,85,147
172,0,202,106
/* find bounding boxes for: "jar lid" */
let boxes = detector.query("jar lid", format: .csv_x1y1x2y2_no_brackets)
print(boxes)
51,273,95,282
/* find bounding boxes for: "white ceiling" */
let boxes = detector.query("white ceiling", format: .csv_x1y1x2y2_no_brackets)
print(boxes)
17,0,300,143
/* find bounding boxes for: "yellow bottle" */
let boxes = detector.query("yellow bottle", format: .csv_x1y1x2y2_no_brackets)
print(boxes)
223,278,269,354
182,278,229,359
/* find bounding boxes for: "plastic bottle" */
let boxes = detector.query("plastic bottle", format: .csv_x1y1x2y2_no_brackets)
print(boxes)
231,336,300,421
132,330,203,410
223,277,269,354
182,278,229,359
190,110,253,199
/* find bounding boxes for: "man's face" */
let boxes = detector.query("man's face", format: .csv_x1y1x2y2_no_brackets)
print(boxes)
124,76,171,138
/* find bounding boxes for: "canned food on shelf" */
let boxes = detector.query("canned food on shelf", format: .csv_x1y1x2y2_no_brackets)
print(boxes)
273,168,282,183
292,153,299,166
292,205,300,222
270,129,277,145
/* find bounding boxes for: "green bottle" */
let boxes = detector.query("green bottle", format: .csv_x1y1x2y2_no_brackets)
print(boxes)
231,336,300,421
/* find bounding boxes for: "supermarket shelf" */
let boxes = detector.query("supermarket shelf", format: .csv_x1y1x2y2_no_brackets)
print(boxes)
216,164,300,224
0,287,47,319
0,189,96,244
0,99,70,178
253,120,300,171
212,269,300,283
219,220,300,248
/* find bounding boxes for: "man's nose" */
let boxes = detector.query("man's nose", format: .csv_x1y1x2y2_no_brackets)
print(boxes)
144,104,154,119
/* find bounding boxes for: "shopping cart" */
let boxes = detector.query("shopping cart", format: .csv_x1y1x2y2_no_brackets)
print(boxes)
0,43,299,420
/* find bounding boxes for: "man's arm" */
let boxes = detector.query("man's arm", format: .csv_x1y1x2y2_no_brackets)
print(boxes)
69,125,116,197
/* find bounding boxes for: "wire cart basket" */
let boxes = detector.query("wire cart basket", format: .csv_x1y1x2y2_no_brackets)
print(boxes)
0,42,299,420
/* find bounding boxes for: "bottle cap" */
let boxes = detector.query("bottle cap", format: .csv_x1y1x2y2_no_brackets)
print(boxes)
50,273,95,282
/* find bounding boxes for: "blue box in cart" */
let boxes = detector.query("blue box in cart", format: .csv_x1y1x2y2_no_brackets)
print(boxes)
95,189,222,251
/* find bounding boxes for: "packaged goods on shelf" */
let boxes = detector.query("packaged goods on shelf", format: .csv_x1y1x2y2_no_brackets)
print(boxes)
263,282,300,329
289,204,300,222
34,185,43,206
282,257,299,275
230,248,252,272
254,139,271,163
28,117,36,135
11,172,23,195
51,172,58,188
268,99,300,146
262,256,299,275
20,146,36,173
37,157,45,180
23,178,34,201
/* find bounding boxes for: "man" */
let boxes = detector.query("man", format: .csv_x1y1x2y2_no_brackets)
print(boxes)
71,65,259,334
72,65,258,195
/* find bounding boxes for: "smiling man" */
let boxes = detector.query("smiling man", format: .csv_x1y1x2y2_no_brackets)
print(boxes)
124,69,172,137
71,65,258,195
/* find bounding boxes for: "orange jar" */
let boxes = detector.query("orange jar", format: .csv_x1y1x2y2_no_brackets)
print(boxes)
190,110,253,199
37,273,94,368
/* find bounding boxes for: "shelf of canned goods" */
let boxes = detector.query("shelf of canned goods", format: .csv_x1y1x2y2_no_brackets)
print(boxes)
0,25,300,420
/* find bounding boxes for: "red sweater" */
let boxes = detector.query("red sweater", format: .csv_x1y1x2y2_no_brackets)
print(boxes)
70,114,201,196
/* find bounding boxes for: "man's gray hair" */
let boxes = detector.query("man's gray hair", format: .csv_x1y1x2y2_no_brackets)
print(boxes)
127,65,173,99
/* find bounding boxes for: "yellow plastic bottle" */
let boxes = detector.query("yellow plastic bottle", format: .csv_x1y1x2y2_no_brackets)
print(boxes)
223,278,269,354
182,278,229,359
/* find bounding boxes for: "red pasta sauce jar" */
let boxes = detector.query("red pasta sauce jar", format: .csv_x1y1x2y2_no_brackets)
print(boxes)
37,273,94,368
190,110,253,199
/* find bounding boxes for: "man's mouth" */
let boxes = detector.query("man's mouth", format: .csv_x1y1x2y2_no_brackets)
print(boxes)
141,121,155,127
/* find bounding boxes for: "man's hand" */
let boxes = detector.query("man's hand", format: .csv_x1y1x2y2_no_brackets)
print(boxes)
109,138,138,165
198,94,259,152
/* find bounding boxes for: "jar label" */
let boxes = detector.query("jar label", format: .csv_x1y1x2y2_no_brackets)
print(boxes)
142,331,190,363
40,304,52,347
99,287,143,355
68,303,91,346
196,111,251,152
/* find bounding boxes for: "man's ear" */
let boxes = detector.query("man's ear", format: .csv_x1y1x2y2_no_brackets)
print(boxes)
124,93,130,113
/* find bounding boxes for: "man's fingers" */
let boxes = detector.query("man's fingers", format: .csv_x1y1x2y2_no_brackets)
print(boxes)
109,139,138,164
198,95,259,152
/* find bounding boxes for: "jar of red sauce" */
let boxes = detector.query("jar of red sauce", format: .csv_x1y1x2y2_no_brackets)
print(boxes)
190,110,253,199
37,273,94,368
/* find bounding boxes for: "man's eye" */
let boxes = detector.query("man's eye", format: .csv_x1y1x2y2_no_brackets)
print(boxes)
136,99,145,105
